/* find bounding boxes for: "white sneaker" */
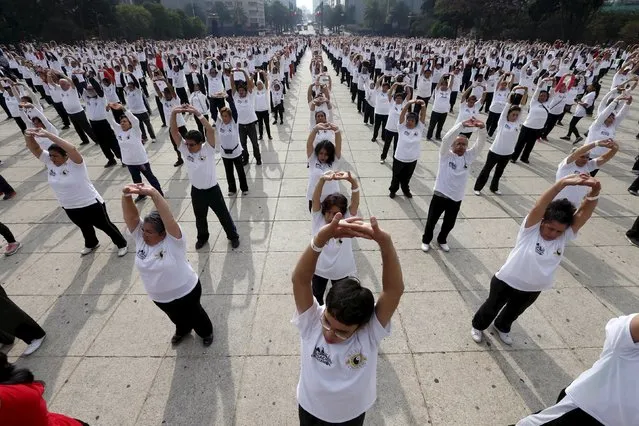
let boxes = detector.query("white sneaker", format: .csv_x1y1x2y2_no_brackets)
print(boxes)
228,191,236,196
23,335,45,356
493,325,513,345
491,189,502,196
117,245,128,257
473,190,481,196
420,243,430,252
439,243,450,252
80,243,100,256
380,159,385,164
471,327,483,343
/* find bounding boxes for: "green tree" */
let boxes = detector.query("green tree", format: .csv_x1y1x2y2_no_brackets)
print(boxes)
232,1,248,28
116,4,153,40
183,15,206,38
143,2,174,39
390,0,411,29
364,0,385,29
211,1,232,27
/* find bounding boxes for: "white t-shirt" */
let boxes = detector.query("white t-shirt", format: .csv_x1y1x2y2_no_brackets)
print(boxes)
107,111,148,165
306,153,339,201
394,123,425,163
374,90,391,115
455,103,480,133
384,102,403,132
431,88,451,113
178,142,217,190
575,91,595,118
60,87,83,114
131,222,198,303
495,217,576,292
565,314,639,426
234,92,258,124
292,299,391,423
554,158,598,207
216,118,243,159
311,211,356,280
39,152,103,209
254,88,269,112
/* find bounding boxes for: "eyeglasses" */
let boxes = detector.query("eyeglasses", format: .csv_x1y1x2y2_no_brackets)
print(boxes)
320,312,356,341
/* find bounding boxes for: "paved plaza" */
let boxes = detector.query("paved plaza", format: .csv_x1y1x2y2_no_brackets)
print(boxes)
1,51,638,425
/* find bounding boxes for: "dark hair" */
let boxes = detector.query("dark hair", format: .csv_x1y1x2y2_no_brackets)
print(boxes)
143,210,166,235
507,105,521,116
406,112,418,122
20,96,33,103
543,199,576,227
314,110,326,120
538,90,549,99
184,129,204,144
314,140,335,165
0,352,34,385
321,193,348,215
48,143,67,157
326,277,375,326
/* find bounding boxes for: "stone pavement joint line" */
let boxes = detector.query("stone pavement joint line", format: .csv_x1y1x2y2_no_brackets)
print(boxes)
0,50,638,426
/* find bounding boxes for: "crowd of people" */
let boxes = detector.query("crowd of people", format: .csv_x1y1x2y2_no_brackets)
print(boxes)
0,34,638,425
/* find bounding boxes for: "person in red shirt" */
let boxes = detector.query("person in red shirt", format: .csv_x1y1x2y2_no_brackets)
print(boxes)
0,353,89,426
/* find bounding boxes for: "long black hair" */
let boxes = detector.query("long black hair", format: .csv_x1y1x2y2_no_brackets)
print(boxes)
0,352,35,385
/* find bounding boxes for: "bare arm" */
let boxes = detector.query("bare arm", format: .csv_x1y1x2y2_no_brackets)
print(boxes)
373,219,404,328
440,122,464,157
311,175,328,213
38,130,83,164
170,107,184,147
593,140,618,168
24,132,43,159
630,315,639,344
565,141,598,164
347,173,360,216
121,189,141,233
571,179,601,233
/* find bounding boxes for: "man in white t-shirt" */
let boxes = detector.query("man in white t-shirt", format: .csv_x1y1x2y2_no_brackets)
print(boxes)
516,313,639,426
292,214,404,425
471,174,601,346
555,139,618,207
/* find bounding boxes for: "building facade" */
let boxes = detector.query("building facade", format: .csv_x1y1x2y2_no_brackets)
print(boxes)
161,0,266,28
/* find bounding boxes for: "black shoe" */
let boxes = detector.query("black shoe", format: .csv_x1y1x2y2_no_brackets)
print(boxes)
371,137,376,142
627,234,639,247
171,333,188,346
202,333,214,347
556,122,564,126
231,238,240,249
256,160,262,165
389,192,396,199
258,135,263,140
272,120,277,125
134,195,147,203
174,158,184,167
80,141,90,145
521,159,530,164
510,159,517,163
280,121,283,125
403,191,413,199
104,159,117,168
242,160,249,166
161,124,167,128
559,136,571,141
62,125,70,130
195,240,208,250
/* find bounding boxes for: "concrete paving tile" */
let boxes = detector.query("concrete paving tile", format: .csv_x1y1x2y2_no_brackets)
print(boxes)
229,197,278,222
49,357,161,426
414,352,529,426
261,251,298,294
235,355,299,425
269,220,310,252
12,356,82,401
248,295,298,355
199,252,264,295
136,356,244,426
213,220,272,252
275,197,314,221
366,196,419,219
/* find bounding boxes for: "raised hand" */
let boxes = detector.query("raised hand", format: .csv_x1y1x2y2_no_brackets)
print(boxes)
561,173,599,188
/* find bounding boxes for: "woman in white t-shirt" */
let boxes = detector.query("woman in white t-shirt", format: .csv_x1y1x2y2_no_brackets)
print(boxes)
121,183,214,347
24,128,127,257
381,91,406,163
426,73,454,141
292,212,403,425
216,106,249,196
309,171,360,305
471,174,601,345
230,68,261,166
254,73,272,140
388,99,426,197
306,123,342,211
473,103,522,195
516,313,639,426
560,84,596,144
454,95,480,139
372,77,391,142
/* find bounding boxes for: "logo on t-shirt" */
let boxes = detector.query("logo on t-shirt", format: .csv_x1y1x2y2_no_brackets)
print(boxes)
535,242,545,255
49,169,57,176
346,352,367,369
136,249,147,260
312,346,332,366
448,161,457,170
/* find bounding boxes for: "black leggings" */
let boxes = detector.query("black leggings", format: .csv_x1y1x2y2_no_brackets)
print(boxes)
64,201,127,249
474,151,511,192
511,125,542,162
153,281,213,338
256,110,271,138
0,221,16,244
421,194,462,244
566,116,583,139
239,122,261,163
381,130,398,160
299,404,365,426
222,157,249,194
373,113,388,140
0,286,46,345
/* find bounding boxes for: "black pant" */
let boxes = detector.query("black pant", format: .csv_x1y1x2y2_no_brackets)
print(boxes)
133,112,155,140
13,116,26,133
472,275,540,333
486,111,500,137
90,119,122,161
194,114,210,138
191,184,238,243
272,103,284,123
222,157,249,194
175,87,189,105
209,97,226,122
627,215,639,239
629,175,639,192
0,94,10,117
53,101,71,126
413,96,430,116
35,85,52,104
421,194,462,244
373,113,388,140
566,116,583,139
427,111,447,139
0,221,16,243
68,111,96,144
481,92,494,112
363,101,374,125
474,151,510,192
64,201,127,249
153,281,213,338
312,274,347,306
381,130,398,160
356,89,365,112
389,159,417,194
299,404,365,426
511,125,542,162
449,91,458,112
256,110,272,138
239,122,261,163
350,82,357,102
116,87,126,104
0,174,15,195
155,96,166,126
127,163,163,195
0,286,47,345
169,126,186,160
541,112,562,139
